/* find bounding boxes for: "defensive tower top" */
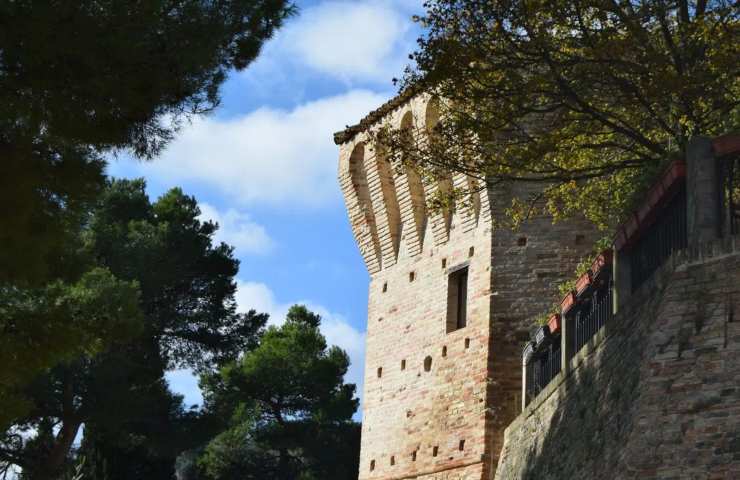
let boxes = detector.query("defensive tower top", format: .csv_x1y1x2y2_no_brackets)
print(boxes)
335,93,485,275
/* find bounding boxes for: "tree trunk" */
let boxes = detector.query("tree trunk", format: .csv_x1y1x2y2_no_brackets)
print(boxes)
28,372,82,480
28,419,81,480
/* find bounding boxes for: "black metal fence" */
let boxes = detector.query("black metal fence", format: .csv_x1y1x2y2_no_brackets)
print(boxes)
525,340,561,402
524,258,614,406
521,146,738,410
630,189,687,290
567,282,614,361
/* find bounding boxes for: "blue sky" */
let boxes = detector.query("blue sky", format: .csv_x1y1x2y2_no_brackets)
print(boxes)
107,0,425,414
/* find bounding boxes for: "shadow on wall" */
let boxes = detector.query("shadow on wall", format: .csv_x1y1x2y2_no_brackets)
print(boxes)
500,246,740,480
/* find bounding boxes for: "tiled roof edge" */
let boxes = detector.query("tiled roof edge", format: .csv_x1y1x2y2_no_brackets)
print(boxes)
332,85,423,145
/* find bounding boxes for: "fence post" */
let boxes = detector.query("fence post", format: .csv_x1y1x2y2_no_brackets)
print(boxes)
687,136,721,247
521,342,534,411
612,248,631,314
560,313,571,376
521,354,529,412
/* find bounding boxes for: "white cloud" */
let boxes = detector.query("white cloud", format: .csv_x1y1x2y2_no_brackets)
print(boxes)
131,90,390,208
234,280,289,324
198,202,273,255
238,0,420,87
280,1,411,81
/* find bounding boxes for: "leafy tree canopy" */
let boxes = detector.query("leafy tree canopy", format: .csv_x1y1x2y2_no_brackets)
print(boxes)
385,0,739,228
0,269,142,433
1,179,268,479
193,305,361,480
0,0,295,284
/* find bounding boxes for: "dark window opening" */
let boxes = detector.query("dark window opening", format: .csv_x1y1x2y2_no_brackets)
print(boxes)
377,367,382,378
517,237,527,246
459,439,465,451
432,446,439,457
447,266,469,332
370,460,375,471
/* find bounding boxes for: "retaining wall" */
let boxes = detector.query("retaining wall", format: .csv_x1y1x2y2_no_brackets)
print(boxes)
495,236,740,480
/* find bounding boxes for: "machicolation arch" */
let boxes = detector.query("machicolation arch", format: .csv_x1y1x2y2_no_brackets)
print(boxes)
348,142,382,271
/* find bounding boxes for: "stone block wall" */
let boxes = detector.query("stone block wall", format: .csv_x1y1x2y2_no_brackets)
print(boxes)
494,236,740,480
485,183,602,467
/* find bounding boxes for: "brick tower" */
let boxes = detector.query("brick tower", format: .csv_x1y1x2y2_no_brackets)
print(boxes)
335,93,599,480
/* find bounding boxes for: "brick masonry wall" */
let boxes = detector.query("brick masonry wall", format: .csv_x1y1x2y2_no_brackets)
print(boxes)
494,235,740,480
359,205,493,480
353,180,599,480
339,95,601,480
485,182,602,469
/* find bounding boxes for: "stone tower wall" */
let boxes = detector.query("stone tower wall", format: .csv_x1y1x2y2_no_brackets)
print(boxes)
485,182,603,467
337,95,601,480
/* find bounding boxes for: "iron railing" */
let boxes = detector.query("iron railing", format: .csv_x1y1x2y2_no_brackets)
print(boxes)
520,147,740,410
567,281,614,361
630,189,687,290
524,178,689,407
525,340,561,402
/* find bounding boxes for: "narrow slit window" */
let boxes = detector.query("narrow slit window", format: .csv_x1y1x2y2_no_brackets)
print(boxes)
446,266,469,332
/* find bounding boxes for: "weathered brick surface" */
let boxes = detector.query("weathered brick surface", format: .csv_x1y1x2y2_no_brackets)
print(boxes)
358,203,493,480
485,182,602,468
495,236,740,480
338,95,600,480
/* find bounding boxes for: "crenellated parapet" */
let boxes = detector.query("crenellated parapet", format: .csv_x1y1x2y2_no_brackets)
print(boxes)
336,94,487,274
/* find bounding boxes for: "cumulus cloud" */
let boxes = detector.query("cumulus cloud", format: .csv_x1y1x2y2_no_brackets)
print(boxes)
130,90,389,208
198,203,273,255
234,280,289,324
280,1,411,81
237,0,420,88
